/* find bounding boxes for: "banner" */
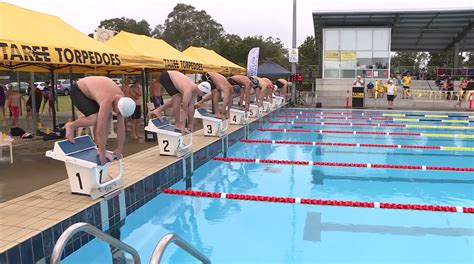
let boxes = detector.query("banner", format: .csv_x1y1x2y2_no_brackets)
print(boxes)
340,51,356,61
247,47,260,77
324,51,340,61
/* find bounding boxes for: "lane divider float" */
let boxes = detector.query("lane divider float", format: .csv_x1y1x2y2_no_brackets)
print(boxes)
283,111,474,119
163,189,474,214
258,128,474,138
212,157,474,172
276,115,472,124
239,139,474,152
269,120,474,130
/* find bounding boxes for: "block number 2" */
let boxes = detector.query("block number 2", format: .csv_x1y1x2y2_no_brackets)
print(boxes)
163,140,170,152
207,125,213,134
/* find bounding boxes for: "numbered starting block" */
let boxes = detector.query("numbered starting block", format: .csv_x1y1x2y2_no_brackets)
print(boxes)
45,135,123,200
262,101,273,112
248,104,263,118
272,95,285,107
229,108,248,125
194,108,229,137
145,117,192,157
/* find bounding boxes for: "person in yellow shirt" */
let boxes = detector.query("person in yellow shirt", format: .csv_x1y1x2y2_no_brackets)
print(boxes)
402,73,412,99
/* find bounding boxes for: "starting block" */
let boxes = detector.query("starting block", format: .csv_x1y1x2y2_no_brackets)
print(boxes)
272,95,285,107
194,108,229,137
145,117,192,157
248,104,263,118
229,108,248,125
262,101,273,112
45,135,123,200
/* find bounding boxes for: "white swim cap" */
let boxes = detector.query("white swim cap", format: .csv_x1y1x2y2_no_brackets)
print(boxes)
197,81,212,95
273,85,278,90
117,97,136,117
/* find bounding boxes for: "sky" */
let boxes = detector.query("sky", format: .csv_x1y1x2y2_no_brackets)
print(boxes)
4,0,474,49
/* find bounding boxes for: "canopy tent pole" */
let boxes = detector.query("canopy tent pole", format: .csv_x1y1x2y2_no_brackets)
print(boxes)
17,71,23,117
50,69,57,130
29,72,37,134
141,68,148,129
69,66,75,122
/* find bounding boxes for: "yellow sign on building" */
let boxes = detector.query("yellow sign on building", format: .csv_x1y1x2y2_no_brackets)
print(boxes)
340,51,356,61
325,51,340,61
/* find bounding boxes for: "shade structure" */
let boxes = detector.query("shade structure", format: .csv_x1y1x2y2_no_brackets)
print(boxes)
183,46,246,75
0,2,160,73
257,60,291,79
105,31,219,73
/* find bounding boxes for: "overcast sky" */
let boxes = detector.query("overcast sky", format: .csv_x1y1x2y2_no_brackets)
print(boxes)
5,0,474,48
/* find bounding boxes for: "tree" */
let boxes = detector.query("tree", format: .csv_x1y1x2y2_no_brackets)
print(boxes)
157,4,225,50
391,52,418,67
213,35,289,68
298,36,318,66
98,17,152,36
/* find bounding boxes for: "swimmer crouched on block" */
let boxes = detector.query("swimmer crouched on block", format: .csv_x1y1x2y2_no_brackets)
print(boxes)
65,76,136,165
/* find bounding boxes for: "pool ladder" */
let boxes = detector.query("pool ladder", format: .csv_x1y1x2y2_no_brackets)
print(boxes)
50,222,210,264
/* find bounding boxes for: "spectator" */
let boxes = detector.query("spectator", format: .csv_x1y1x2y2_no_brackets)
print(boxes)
455,79,467,108
353,75,365,87
129,80,142,140
6,88,25,128
41,81,51,115
386,79,397,110
367,81,375,98
402,73,412,99
444,76,454,100
26,85,43,129
0,84,6,121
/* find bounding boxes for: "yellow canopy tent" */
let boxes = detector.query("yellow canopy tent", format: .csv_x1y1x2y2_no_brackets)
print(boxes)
0,2,159,73
183,46,246,75
105,31,219,73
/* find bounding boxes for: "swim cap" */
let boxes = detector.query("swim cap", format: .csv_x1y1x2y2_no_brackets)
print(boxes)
117,97,136,117
250,78,259,88
197,81,212,95
201,73,211,82
233,85,241,94
273,85,278,90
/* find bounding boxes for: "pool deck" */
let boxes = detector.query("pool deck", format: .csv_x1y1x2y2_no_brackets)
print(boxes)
0,111,267,256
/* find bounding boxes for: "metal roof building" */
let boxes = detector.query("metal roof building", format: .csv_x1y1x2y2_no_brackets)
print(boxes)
312,8,474,77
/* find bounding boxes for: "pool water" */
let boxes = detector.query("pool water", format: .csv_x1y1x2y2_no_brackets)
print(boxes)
64,109,474,264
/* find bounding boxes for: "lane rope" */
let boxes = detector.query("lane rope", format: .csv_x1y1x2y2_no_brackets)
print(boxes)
212,157,474,172
258,127,474,138
239,139,474,152
269,120,474,130
163,189,474,214
283,111,474,119
276,115,472,124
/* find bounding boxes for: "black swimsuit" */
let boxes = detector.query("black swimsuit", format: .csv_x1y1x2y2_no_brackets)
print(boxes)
160,71,179,96
70,83,99,116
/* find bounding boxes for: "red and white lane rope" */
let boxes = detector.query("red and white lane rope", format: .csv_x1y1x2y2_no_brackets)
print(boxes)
284,111,383,116
163,189,474,214
212,157,474,172
239,139,474,152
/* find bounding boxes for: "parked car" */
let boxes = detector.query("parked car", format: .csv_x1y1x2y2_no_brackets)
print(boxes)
35,82,47,91
56,79,71,95
7,82,29,94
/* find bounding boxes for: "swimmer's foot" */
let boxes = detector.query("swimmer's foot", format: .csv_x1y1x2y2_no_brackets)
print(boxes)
64,123,75,143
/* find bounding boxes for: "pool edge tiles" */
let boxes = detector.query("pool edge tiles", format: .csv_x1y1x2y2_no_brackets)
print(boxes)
0,108,277,263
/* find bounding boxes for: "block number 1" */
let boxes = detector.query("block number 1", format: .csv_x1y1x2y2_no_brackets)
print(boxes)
76,173,83,190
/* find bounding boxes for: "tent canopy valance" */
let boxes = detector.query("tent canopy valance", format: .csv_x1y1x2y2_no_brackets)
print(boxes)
105,31,219,73
0,2,159,73
183,46,246,75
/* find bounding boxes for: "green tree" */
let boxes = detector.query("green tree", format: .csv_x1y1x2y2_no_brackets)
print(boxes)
214,35,288,68
391,51,418,67
98,17,152,36
427,52,448,67
298,36,318,66
157,4,225,50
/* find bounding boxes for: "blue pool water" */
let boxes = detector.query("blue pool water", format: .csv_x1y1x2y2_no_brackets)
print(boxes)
65,109,474,263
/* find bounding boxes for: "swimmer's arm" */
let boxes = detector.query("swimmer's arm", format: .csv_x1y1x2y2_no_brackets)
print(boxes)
96,105,110,165
221,89,231,116
257,88,264,106
243,84,251,111
187,95,197,131
115,114,125,157
182,90,193,130
198,93,212,104
212,89,220,115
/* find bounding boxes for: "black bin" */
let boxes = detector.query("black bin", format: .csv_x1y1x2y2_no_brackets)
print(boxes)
352,86,365,108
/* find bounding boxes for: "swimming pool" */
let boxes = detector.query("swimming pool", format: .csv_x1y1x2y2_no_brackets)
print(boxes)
64,109,474,263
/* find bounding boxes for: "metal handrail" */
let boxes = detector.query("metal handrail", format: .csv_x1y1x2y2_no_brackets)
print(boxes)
50,222,141,264
149,233,210,264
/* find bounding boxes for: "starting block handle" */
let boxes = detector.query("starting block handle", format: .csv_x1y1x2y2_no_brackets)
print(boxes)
221,119,229,132
96,159,123,188
181,132,193,151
